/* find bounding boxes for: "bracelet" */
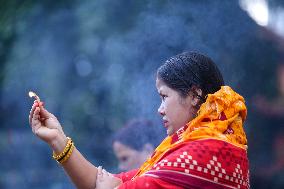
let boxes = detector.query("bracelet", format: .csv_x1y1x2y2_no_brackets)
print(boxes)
52,137,74,162
58,141,75,164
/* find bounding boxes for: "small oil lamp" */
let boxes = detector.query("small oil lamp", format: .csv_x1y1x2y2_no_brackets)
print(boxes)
28,91,41,102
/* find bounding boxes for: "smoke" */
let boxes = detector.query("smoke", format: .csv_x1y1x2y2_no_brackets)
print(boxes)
80,0,258,122
1,0,267,133
0,1,280,186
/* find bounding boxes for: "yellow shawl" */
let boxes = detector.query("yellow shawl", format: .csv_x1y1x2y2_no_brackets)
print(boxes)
133,86,247,179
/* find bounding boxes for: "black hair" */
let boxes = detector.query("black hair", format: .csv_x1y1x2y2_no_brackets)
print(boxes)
112,119,164,151
157,51,224,103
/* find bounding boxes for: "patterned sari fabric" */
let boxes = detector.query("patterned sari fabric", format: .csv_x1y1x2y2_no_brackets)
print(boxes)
129,86,250,189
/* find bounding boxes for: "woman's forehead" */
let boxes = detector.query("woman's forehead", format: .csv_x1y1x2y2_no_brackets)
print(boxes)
156,78,167,92
156,79,178,96
156,77,165,86
113,141,135,152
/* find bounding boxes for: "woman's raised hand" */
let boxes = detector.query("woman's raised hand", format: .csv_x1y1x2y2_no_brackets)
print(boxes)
29,100,67,151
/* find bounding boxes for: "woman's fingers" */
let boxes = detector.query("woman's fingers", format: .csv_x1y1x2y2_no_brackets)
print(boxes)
97,167,110,177
97,166,102,175
29,100,39,125
32,107,41,123
29,100,48,125
95,166,122,189
31,107,42,133
97,166,103,181
29,101,59,128
102,169,110,177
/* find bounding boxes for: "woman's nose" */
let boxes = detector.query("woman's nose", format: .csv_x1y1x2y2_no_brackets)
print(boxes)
158,104,165,116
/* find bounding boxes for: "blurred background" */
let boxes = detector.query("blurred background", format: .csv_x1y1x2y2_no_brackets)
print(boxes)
0,0,284,188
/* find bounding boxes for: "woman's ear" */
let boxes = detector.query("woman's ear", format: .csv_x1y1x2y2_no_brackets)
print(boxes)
190,87,202,106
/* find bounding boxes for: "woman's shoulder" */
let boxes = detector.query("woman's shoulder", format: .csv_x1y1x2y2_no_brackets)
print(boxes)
164,139,248,163
147,139,250,189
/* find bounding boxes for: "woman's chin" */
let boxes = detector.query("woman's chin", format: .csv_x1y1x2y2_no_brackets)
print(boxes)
166,128,174,136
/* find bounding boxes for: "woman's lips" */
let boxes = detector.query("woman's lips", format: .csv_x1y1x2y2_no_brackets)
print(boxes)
163,120,168,127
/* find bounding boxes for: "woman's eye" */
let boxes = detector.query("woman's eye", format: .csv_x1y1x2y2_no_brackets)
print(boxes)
120,156,128,162
161,95,167,100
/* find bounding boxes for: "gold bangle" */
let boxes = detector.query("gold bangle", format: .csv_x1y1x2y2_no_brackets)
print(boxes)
58,142,75,164
52,137,72,161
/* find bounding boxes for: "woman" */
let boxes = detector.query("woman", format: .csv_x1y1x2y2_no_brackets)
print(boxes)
112,119,164,171
29,51,250,189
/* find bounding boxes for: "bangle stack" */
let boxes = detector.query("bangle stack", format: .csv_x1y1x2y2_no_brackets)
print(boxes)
52,137,75,164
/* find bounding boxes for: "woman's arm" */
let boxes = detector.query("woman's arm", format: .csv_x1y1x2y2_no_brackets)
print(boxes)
29,101,100,189
57,143,98,189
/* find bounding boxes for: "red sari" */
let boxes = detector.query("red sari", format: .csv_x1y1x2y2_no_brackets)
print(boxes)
115,86,250,189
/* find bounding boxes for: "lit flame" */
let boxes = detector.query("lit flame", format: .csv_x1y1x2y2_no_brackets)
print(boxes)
28,91,41,102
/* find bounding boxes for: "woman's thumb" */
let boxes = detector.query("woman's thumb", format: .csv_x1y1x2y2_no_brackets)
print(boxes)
39,104,55,119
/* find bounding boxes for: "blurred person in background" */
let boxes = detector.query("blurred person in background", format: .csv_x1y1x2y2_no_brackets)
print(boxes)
269,130,284,188
29,51,250,189
253,63,284,118
112,119,164,171
252,129,284,189
251,62,284,189
252,62,284,160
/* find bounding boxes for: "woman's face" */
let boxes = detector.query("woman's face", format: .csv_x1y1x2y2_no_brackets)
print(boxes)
156,77,196,136
113,141,151,171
